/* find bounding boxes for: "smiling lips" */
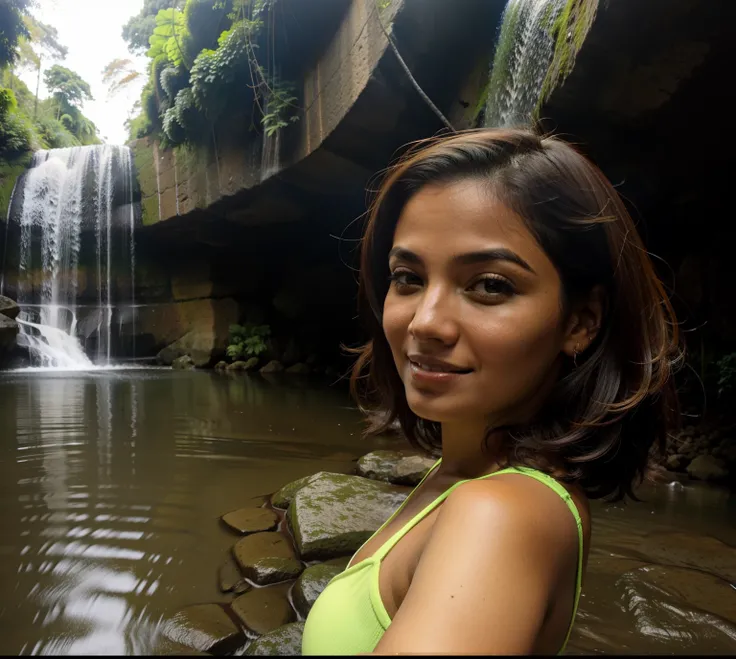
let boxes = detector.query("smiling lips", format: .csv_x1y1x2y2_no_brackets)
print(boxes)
407,355,473,384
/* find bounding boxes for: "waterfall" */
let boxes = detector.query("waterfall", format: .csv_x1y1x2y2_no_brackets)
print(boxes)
8,144,137,369
484,0,567,128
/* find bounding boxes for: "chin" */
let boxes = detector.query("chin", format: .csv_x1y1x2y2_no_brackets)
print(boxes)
404,387,473,424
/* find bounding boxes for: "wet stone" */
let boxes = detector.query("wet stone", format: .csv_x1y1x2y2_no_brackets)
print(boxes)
356,450,402,482
390,455,436,486
233,532,304,585
640,531,736,583
222,508,278,535
172,355,195,370
271,473,318,510
244,622,305,656
287,472,409,561
292,562,344,617
161,603,244,654
231,583,295,637
218,554,251,595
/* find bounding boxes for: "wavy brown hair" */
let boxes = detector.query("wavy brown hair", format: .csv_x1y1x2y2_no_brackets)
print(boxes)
349,128,683,501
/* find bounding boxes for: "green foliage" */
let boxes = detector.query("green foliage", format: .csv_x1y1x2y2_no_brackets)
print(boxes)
0,109,33,154
717,353,736,400
184,0,232,59
261,79,298,137
0,88,18,116
34,115,80,148
44,64,94,110
148,8,190,69
0,0,32,68
226,323,271,361
123,0,185,54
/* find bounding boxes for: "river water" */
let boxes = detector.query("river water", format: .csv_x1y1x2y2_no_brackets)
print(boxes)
0,370,734,655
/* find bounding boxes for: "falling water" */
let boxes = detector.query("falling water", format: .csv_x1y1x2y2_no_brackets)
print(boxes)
484,0,566,128
9,145,136,369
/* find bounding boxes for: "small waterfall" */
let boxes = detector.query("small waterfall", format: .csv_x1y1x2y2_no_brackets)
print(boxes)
8,144,137,369
484,0,567,128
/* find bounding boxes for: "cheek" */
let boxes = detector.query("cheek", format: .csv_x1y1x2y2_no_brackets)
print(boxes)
382,294,411,356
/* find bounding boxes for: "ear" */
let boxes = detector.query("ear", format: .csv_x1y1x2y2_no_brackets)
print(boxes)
562,285,605,358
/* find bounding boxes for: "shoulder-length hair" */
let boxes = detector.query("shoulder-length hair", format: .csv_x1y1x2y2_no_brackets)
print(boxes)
350,128,682,501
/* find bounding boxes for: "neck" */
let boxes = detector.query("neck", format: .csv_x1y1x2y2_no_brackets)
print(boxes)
437,422,507,480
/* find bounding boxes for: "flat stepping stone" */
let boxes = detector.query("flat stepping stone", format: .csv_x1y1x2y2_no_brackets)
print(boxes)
232,583,295,637
162,603,244,654
292,562,344,617
287,472,409,561
219,554,251,595
233,532,304,585
244,622,305,656
222,508,279,534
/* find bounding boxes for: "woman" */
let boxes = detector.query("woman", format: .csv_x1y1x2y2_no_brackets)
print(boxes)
301,129,681,655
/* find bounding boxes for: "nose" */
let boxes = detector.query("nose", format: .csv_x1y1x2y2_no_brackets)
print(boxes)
407,283,460,347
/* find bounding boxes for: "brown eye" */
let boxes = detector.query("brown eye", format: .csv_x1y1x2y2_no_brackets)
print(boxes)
388,269,422,292
468,275,515,301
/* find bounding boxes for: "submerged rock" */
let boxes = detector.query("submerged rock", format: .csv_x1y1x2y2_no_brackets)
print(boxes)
260,360,284,374
218,554,251,595
288,472,409,560
244,621,305,656
172,355,195,370
390,455,436,486
292,562,344,617
231,582,295,637
0,295,19,319
228,358,259,372
686,455,728,481
233,532,303,585
222,508,278,535
214,361,228,370
640,531,736,583
161,603,244,654
356,450,403,482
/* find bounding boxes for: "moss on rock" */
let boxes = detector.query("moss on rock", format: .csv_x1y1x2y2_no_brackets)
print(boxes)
244,621,305,656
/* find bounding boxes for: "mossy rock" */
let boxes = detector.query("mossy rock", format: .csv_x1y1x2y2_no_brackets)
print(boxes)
161,603,244,654
0,295,20,320
214,361,228,371
260,360,284,374
271,473,320,510
222,508,278,535
231,583,295,637
389,455,436,486
233,532,304,585
287,472,409,561
356,450,403,482
172,355,195,370
292,562,344,617
244,621,305,656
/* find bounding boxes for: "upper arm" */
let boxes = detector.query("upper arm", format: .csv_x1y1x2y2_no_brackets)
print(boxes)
372,479,576,655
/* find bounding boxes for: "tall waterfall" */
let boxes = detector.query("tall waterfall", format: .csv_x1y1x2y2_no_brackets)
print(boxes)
6,145,136,369
484,0,566,128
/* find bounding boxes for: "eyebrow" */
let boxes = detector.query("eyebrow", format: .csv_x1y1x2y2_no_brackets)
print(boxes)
388,247,536,274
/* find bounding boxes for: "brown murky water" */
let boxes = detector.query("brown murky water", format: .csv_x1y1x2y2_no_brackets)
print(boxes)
0,370,734,655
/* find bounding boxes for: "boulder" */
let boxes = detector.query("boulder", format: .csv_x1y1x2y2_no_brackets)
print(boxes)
271,474,319,510
666,453,688,471
172,355,195,370
287,472,409,560
285,363,310,375
244,622,305,656
231,583,295,637
222,508,279,535
260,360,284,374
228,357,259,372
159,331,221,367
0,295,19,319
218,554,251,595
686,455,728,481
233,532,304,585
214,360,228,370
161,603,245,654
0,314,19,351
292,562,344,617
390,455,436,486
356,450,403,482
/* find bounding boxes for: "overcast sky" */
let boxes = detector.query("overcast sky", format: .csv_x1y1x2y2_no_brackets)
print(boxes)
18,0,148,145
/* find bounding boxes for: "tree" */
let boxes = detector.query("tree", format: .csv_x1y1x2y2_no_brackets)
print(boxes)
43,64,93,119
102,58,142,98
0,0,33,69
17,16,67,118
122,0,185,55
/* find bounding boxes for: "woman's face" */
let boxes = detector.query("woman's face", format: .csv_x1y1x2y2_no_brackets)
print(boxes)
383,179,573,429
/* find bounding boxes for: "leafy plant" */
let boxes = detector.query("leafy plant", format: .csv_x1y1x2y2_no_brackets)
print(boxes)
147,8,190,69
261,78,298,137
226,323,271,361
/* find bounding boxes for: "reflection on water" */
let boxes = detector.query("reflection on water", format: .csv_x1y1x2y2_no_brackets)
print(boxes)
0,371,392,655
0,370,734,655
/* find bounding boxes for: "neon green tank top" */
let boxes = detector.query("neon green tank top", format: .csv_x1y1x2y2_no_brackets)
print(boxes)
302,460,584,655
